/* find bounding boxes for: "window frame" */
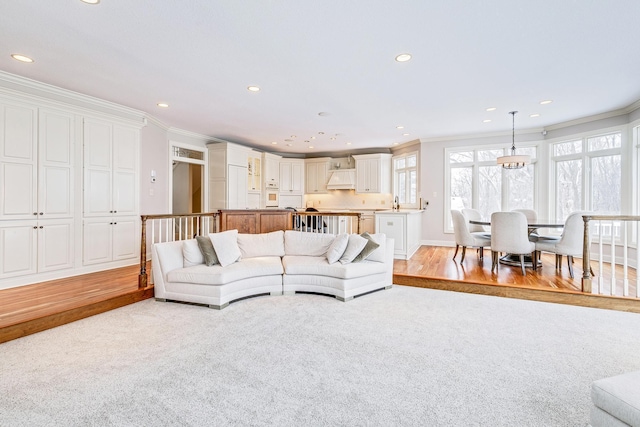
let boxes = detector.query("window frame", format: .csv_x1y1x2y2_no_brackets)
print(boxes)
393,151,419,209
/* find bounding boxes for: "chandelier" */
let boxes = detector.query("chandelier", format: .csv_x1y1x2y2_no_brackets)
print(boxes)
497,111,530,169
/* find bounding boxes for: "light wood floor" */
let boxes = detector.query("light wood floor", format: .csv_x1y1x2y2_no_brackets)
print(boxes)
1,247,639,343
394,246,640,313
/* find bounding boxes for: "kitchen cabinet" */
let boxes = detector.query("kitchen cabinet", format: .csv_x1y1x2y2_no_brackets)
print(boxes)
353,153,392,194
359,212,376,234
263,152,281,187
248,153,261,191
375,210,423,259
279,159,304,194
208,142,250,210
305,158,330,194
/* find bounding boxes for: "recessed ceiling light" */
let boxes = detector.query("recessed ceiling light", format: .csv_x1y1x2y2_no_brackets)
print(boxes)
540,100,553,105
346,142,352,145
486,107,497,112
483,119,492,123
157,102,169,108
395,53,412,62
393,142,400,146
291,135,297,138
271,141,278,145
287,144,293,147
247,86,260,92
330,137,336,140
81,0,100,4
304,140,310,143
318,112,330,116
396,125,404,129
402,133,410,136
530,113,540,118
318,132,325,135
11,54,34,63
310,136,316,140
308,146,314,149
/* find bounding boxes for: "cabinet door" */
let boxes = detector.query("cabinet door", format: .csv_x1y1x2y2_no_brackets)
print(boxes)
83,120,113,216
228,164,247,209
0,102,38,219
38,218,73,272
39,109,74,218
367,158,381,193
291,161,303,194
305,163,317,193
356,160,368,193
112,217,138,261
112,125,138,216
279,162,292,192
83,218,113,265
0,221,37,279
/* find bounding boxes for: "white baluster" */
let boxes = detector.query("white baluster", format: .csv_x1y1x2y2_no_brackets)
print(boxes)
598,220,604,294
623,221,629,297
610,221,616,296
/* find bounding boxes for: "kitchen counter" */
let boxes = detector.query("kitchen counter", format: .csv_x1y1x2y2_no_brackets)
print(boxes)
374,209,424,214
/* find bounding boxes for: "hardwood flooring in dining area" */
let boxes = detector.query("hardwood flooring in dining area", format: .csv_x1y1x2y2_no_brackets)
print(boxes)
394,245,640,314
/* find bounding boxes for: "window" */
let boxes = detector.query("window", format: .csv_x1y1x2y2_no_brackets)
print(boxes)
393,152,418,208
445,145,538,232
551,132,622,220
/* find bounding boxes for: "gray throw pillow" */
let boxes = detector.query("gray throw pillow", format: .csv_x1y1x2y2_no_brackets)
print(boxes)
352,232,381,262
196,235,219,266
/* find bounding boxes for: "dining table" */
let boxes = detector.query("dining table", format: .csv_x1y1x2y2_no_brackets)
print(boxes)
469,218,565,268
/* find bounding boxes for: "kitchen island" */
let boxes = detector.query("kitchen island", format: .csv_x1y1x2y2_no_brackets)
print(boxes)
375,209,424,260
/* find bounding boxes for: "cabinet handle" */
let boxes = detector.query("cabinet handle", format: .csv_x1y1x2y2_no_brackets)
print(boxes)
39,212,43,215
39,226,43,229
113,222,117,225
33,226,37,229
114,210,117,213
109,222,113,225
33,212,38,216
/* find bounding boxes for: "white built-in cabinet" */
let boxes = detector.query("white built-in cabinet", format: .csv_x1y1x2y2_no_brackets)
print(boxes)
208,142,250,210
0,92,142,288
353,153,392,194
263,152,281,187
82,119,140,266
279,159,304,194
0,100,75,280
305,158,330,194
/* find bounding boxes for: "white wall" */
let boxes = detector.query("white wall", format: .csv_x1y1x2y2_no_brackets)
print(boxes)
140,122,169,214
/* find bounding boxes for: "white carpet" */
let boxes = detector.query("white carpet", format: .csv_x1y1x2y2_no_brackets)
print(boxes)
2,285,640,426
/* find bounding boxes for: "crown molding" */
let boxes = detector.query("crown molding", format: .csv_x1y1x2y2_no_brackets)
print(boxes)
167,126,229,144
0,70,146,124
143,114,169,131
420,127,545,144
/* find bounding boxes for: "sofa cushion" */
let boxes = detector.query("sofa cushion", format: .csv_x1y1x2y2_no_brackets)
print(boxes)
195,236,218,266
282,255,386,279
237,230,285,258
167,256,284,285
284,230,335,256
353,232,380,263
183,239,205,267
591,370,640,427
340,234,368,264
209,230,241,267
326,233,349,264
361,233,386,263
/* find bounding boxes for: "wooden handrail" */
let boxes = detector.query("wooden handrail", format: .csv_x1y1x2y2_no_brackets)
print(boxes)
138,212,219,288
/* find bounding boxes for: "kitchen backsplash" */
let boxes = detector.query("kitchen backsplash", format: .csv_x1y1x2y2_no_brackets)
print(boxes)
304,191,393,210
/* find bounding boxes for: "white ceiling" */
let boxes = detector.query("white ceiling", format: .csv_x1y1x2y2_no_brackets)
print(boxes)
2,0,640,154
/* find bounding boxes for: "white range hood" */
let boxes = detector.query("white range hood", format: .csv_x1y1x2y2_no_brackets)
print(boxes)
326,169,356,190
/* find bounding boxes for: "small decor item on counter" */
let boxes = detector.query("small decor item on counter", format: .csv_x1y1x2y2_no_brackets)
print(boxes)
393,196,399,211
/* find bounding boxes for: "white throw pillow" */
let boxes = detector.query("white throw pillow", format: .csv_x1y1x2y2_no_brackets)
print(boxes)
209,230,242,267
237,230,285,258
182,239,204,267
326,233,349,264
339,234,368,264
361,232,386,263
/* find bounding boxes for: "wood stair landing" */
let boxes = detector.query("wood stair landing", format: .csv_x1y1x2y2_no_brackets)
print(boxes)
0,264,152,344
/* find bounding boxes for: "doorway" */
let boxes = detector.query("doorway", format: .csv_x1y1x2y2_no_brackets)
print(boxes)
169,142,207,215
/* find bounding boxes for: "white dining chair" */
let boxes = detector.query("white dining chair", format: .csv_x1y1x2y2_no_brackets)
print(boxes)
491,211,536,275
461,208,488,234
512,208,539,238
451,210,491,262
535,211,589,278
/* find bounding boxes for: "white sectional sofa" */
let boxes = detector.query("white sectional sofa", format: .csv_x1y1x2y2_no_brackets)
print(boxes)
152,230,394,309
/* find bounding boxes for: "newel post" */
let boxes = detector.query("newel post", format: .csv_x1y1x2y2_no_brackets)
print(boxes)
581,215,592,293
138,215,148,289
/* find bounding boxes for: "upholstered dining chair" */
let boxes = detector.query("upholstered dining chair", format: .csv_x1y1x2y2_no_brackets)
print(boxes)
462,208,489,235
512,208,539,238
451,210,491,262
490,211,536,275
535,211,589,278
